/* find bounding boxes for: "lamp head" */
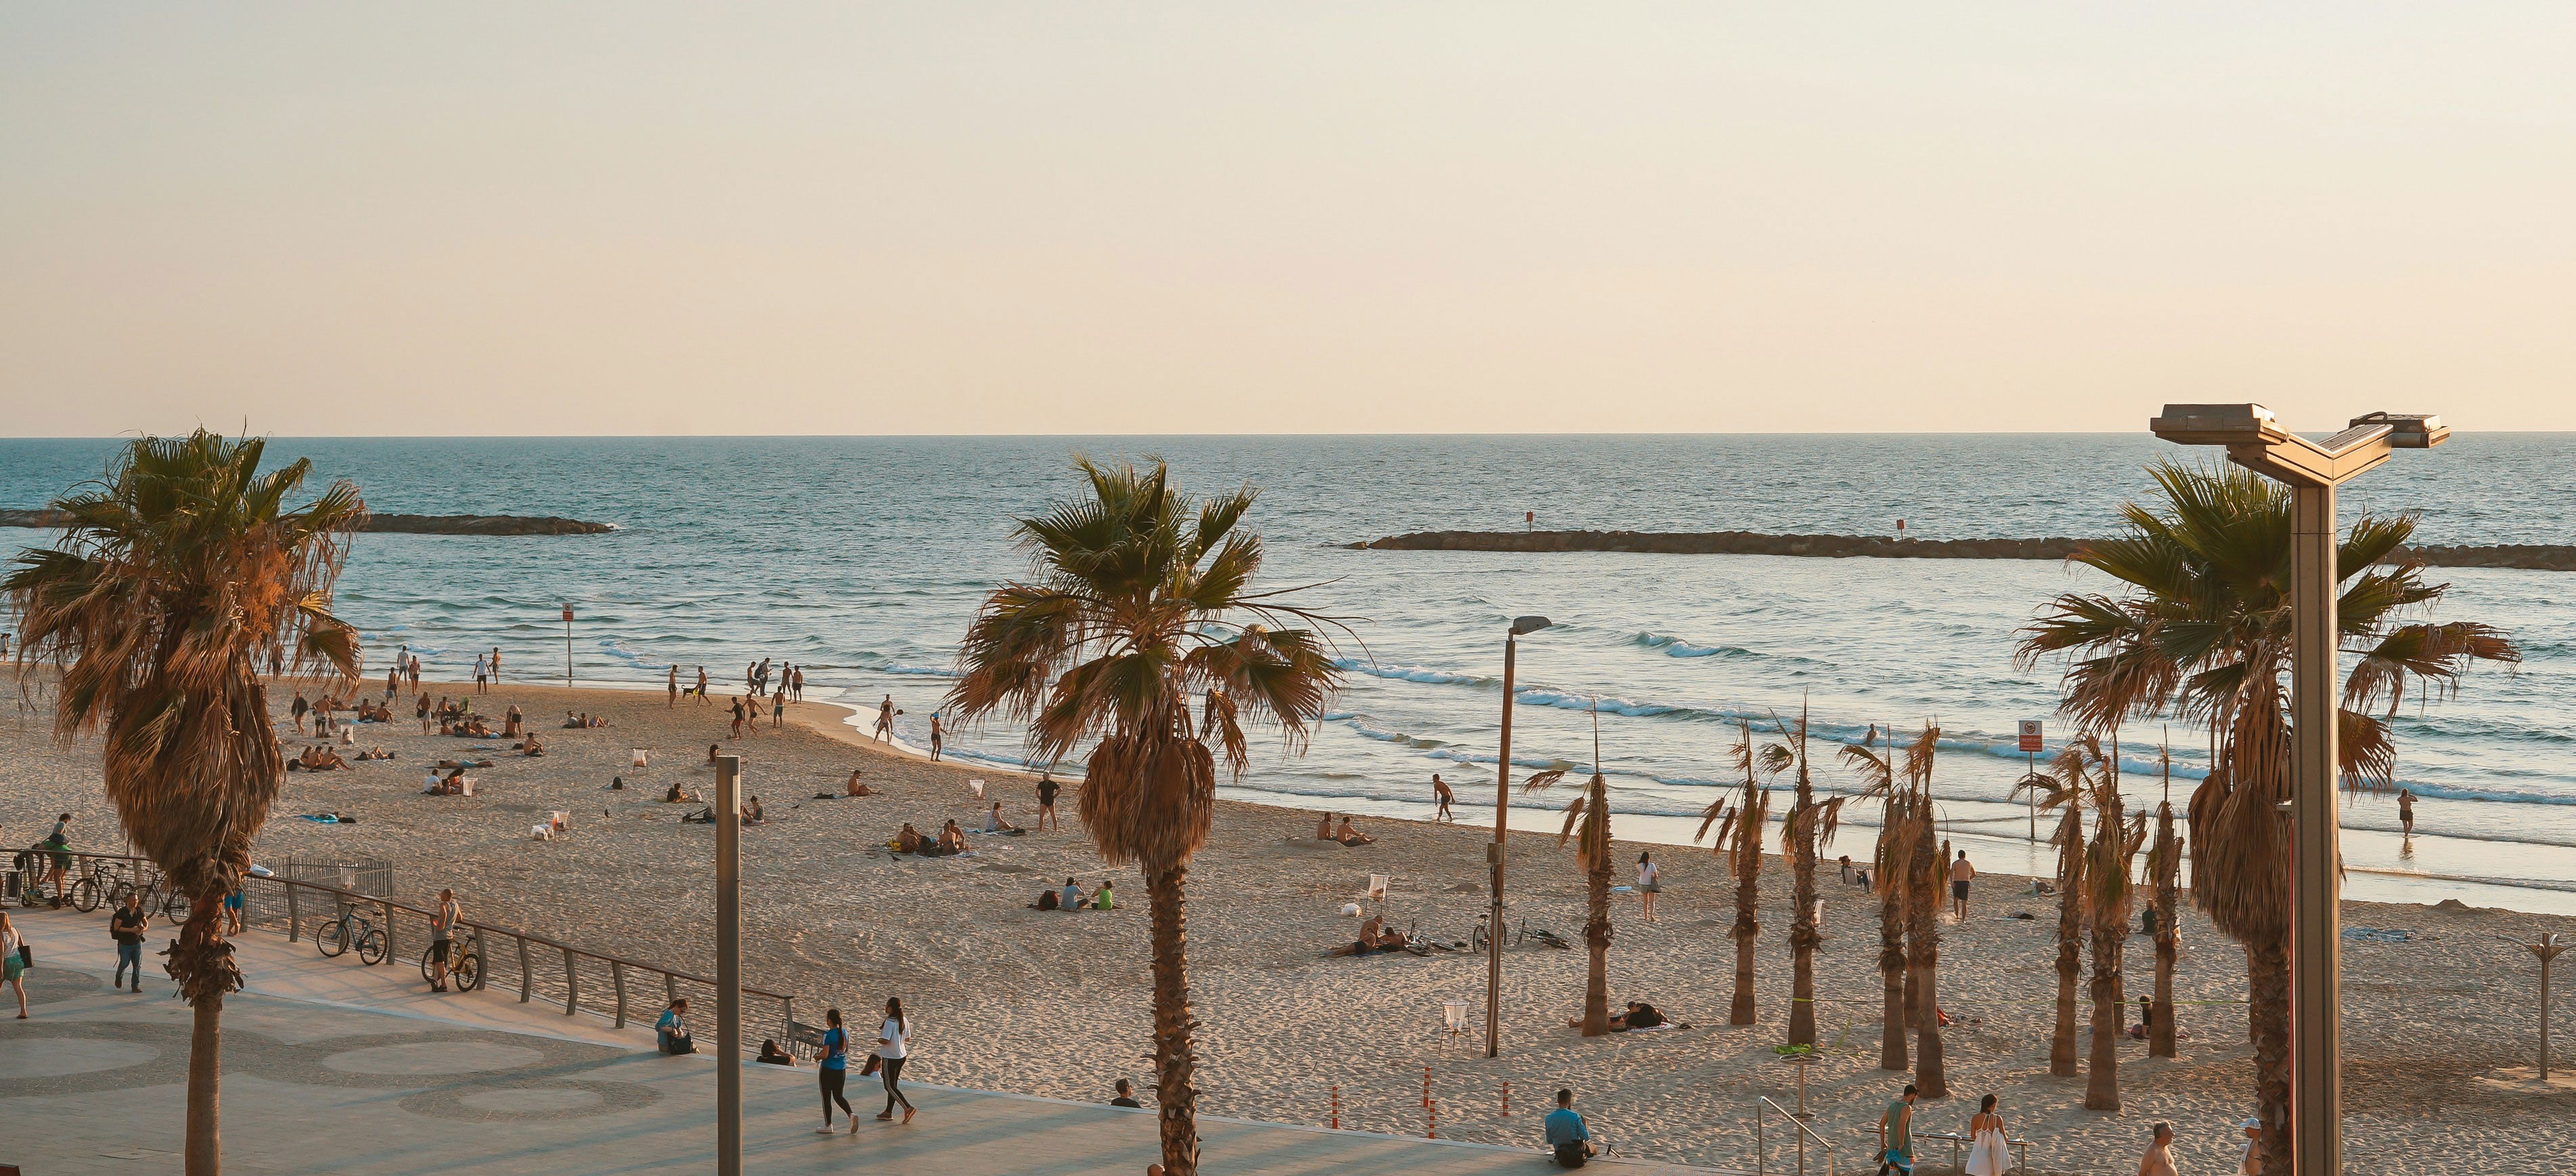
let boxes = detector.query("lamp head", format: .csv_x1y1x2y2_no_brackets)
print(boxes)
1509,616,1553,637
2349,411,2449,449
2149,403,2283,447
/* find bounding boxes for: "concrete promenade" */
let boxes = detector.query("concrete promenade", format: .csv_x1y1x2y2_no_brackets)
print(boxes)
0,903,1738,1175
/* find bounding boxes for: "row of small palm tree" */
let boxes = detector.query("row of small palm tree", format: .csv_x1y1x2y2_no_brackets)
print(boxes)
1694,719,1771,1027
2020,461,2517,1170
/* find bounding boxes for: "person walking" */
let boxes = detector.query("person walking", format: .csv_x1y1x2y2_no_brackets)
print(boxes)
791,665,805,702
1432,773,1456,823
772,689,786,733
1636,851,1660,921
111,892,150,992
1965,1094,2009,1176
730,696,747,740
2398,788,2416,839
927,715,943,762
874,696,895,742
291,690,311,733
2138,1122,2179,1176
694,665,709,706
427,888,462,992
815,1008,856,1133
1949,850,1976,920
1,911,30,1018
875,996,916,1123
1543,1087,1595,1169
1035,772,1061,831
1875,1083,1917,1175
667,666,679,708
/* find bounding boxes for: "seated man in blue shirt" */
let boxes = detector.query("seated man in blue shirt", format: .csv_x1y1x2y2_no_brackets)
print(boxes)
1544,1087,1596,1169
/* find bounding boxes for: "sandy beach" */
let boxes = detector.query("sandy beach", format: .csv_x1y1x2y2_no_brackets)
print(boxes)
5,671,2570,1175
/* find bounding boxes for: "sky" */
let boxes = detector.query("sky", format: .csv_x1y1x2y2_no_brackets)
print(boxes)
4,3,2573,437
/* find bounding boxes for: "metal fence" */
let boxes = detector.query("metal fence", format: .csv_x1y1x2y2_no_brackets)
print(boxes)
14,850,800,1051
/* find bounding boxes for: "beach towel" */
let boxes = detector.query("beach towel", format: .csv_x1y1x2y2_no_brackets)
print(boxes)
2342,926,2413,943
296,814,342,824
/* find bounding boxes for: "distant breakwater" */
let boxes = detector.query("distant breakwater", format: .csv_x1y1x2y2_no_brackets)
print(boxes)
0,510,616,537
1352,529,2576,571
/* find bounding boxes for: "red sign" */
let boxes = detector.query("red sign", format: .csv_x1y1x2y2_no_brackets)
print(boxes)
2018,719,2043,753
561,605,575,623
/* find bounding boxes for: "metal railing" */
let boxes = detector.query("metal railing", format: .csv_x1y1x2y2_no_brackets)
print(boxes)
1754,1095,1834,1176
19,850,799,1049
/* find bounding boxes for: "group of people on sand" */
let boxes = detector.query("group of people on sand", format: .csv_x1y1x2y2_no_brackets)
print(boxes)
1031,876,1115,911
1315,812,1375,846
562,709,608,729
1857,1082,2249,1176
286,744,355,771
1326,913,1411,957
889,821,969,857
668,664,713,706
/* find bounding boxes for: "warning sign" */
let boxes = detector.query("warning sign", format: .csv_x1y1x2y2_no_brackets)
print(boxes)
2018,720,2043,754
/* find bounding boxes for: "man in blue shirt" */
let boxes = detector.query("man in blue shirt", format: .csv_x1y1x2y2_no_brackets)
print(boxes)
1545,1087,1595,1169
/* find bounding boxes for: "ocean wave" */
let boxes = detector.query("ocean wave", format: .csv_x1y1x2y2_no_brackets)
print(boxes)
1629,632,1740,658
878,664,958,678
2386,779,2576,807
596,638,669,671
1333,658,1496,687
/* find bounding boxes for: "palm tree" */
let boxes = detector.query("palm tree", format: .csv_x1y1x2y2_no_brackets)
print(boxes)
6,431,363,1176
2148,746,2183,1060
1897,726,1947,1098
2018,461,2517,1171
1696,717,1773,1026
948,459,1343,1176
1840,725,1909,1071
1557,768,1615,1036
2014,739,2097,1079
1767,704,1842,1048
2081,741,2149,1111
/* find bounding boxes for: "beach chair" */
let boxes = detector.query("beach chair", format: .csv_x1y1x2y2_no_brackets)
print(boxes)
631,748,649,767
549,811,569,832
1440,999,1471,1036
1366,874,1389,903
457,777,477,797
969,778,986,800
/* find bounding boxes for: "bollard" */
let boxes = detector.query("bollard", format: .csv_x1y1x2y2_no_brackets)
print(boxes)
1501,1080,1511,1118
1423,1066,1435,1139
1329,1084,1339,1131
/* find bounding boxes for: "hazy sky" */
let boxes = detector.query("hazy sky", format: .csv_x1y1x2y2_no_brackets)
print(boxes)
5,4,2572,436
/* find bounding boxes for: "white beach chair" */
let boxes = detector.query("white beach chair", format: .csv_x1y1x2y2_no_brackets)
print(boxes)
549,811,569,832
1441,999,1471,1036
969,778,986,800
1366,874,1390,902
458,776,477,797
631,748,649,768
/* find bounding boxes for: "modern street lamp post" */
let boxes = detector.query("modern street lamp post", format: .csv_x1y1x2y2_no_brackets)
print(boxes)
1485,614,1552,1059
2150,404,2448,1176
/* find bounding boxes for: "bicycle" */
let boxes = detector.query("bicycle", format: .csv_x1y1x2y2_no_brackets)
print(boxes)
421,930,485,991
68,855,135,913
317,901,388,965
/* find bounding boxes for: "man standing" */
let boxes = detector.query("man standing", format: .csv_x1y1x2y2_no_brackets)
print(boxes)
694,665,709,706
39,815,72,906
1432,773,1456,823
1949,850,1976,920
1035,772,1061,831
874,696,895,742
487,647,501,682
2138,1122,2179,1176
472,653,489,695
730,696,747,740
1543,1088,1595,1169
427,888,462,993
1876,1083,1917,1175
110,891,149,992
2398,788,2416,839
291,690,311,733
667,665,679,708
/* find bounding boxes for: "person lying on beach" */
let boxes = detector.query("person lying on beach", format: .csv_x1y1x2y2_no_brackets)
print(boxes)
982,803,1023,835
756,1039,799,1067
435,759,494,770
353,746,395,761
564,710,585,729
1335,816,1375,846
1564,1000,1668,1031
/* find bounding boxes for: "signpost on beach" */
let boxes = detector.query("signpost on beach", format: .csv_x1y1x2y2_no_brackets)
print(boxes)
1488,615,1553,1059
2019,720,2043,841
560,604,575,689
2152,403,2449,1176
715,754,742,1175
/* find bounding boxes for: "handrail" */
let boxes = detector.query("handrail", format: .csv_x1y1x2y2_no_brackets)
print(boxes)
1754,1095,1834,1176
24,849,800,1047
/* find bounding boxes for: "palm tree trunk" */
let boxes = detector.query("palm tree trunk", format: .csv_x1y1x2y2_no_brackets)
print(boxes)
1907,826,1945,1098
1909,955,1945,1097
1787,838,1819,1047
1729,885,1759,1026
2247,938,2293,1176
2051,898,2081,1077
1877,893,1907,1070
1581,860,1612,1036
2083,923,2122,1110
1146,863,1201,1176
2150,928,2178,1059
180,894,225,1175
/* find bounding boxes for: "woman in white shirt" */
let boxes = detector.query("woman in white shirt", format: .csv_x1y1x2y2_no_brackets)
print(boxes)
1636,852,1661,922
1,911,30,1018
876,995,915,1123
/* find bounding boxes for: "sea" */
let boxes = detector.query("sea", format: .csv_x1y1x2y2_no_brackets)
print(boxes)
5,434,2572,915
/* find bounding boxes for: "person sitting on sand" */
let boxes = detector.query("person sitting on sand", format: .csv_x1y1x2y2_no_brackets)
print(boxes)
707,743,722,763
843,771,871,797
935,820,968,855
1327,914,1408,956
657,999,696,1055
1059,877,1086,909
665,780,696,803
313,746,350,770
1316,812,1336,841
518,735,546,757
742,796,767,825
893,823,928,855
982,802,1022,835
1033,886,1061,911
756,1038,799,1067
1566,1000,1667,1032
564,710,584,729
1090,879,1116,909
1335,816,1375,846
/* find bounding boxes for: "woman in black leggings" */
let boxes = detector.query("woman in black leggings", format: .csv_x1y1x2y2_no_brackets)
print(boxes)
815,1008,854,1134
876,995,915,1122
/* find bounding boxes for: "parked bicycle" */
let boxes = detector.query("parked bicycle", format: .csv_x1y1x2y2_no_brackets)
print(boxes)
317,900,388,965
422,930,486,991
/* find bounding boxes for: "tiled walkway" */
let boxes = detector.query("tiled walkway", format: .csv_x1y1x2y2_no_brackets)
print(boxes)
0,904,1739,1175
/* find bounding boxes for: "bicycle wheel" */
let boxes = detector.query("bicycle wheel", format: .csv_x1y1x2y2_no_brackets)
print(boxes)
420,950,438,986
162,888,191,924
357,927,387,966
453,950,483,991
318,918,349,957
107,880,137,909
71,876,101,912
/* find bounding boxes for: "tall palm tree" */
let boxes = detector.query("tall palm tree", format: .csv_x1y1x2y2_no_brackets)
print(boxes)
1838,727,1907,1070
1898,725,1947,1098
7,431,363,1176
1558,767,1615,1036
2081,741,2149,1111
2148,746,2183,1060
2019,461,2517,1171
2014,738,2097,1079
1767,704,1842,1048
1696,717,1773,1026
948,459,1342,1176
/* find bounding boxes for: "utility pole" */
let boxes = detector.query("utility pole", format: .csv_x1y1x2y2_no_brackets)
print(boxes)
715,754,742,1175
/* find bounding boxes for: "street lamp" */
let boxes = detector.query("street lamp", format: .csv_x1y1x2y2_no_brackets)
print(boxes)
1485,614,1552,1059
2149,403,2449,1176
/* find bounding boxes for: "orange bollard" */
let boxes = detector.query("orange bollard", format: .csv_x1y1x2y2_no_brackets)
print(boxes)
1329,1083,1339,1131
1501,1080,1511,1118
1423,1066,1436,1139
